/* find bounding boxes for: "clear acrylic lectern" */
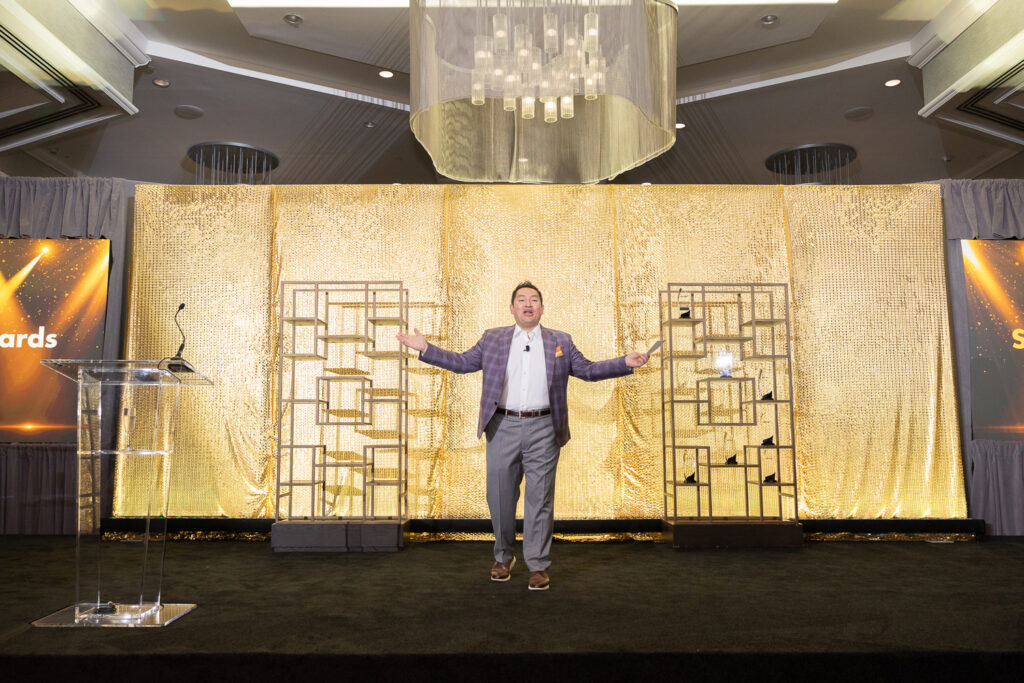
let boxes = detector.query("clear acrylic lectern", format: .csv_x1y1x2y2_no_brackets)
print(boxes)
33,359,211,628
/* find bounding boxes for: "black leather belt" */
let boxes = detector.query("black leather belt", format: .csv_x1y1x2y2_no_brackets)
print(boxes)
497,407,551,418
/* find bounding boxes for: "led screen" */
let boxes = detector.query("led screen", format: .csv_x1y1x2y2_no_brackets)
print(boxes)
0,239,110,442
962,239,1024,440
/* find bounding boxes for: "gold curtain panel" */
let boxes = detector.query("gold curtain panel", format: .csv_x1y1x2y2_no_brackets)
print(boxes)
119,184,966,520
782,185,964,518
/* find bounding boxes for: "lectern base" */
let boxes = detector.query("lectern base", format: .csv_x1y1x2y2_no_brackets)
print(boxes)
33,602,196,628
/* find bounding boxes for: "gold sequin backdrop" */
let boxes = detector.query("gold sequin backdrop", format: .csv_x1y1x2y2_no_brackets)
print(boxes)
118,184,966,520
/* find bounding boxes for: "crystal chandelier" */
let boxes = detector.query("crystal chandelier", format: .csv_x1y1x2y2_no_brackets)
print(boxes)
411,0,678,184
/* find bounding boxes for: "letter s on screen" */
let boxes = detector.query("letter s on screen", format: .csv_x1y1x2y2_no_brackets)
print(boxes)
1013,328,1024,349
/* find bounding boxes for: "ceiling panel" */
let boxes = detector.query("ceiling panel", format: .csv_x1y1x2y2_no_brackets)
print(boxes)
28,56,409,184
3,0,1018,185
232,7,410,72
232,3,837,73
677,3,835,66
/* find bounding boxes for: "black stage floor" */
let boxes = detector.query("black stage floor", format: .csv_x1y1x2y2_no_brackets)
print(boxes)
2,536,1023,681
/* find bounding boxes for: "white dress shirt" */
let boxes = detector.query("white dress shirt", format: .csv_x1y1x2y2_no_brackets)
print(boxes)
499,324,549,411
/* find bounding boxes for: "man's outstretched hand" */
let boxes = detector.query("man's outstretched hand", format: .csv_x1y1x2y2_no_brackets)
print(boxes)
625,352,649,368
396,327,427,352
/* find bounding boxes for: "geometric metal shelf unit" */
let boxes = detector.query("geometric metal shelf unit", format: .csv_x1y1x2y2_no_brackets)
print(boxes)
660,282,798,523
275,281,409,524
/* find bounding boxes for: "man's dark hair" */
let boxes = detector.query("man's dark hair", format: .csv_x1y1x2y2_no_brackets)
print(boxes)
511,281,543,305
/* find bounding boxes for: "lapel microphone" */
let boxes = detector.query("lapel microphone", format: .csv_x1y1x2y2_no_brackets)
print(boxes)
524,345,530,352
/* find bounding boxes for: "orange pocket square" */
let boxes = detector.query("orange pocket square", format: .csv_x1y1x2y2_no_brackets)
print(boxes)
555,345,563,357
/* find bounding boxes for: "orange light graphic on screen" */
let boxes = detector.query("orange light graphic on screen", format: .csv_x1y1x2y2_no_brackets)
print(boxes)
0,423,76,431
0,250,45,302
984,425,1024,434
51,248,110,334
0,255,37,393
962,240,1019,324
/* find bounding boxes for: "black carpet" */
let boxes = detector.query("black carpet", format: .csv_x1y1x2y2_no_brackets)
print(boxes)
2,536,1023,681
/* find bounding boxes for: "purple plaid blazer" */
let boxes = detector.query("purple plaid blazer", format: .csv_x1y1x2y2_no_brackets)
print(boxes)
420,325,632,448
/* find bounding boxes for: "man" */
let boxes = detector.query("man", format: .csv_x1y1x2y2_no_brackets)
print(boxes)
396,282,648,591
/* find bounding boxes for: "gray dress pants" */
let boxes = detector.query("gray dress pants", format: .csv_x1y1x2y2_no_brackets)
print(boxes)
484,412,560,571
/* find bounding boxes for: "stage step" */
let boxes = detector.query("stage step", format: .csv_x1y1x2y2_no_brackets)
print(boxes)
271,519,409,552
663,519,803,549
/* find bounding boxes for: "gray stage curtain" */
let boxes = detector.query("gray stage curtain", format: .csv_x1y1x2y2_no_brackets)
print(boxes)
0,177,137,534
942,179,1024,535
0,443,76,533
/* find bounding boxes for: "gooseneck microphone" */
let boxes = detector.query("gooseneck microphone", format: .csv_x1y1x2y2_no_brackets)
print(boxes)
162,303,194,374
173,303,186,358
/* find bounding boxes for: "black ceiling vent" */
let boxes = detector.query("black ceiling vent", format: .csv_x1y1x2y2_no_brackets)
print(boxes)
765,143,857,185
186,142,280,185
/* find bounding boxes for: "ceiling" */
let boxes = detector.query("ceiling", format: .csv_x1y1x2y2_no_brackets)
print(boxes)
0,0,1022,184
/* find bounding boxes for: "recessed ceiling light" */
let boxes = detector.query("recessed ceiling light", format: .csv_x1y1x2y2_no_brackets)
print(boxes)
378,70,394,79
283,13,303,26
675,122,686,129
364,121,377,128
885,79,901,87
153,78,170,88
641,182,652,186
760,14,779,26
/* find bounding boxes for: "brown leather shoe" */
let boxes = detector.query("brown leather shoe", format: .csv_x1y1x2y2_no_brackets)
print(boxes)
528,570,550,591
490,556,515,582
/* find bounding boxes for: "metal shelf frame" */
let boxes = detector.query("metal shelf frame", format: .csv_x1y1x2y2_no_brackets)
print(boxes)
276,281,409,523
660,283,798,522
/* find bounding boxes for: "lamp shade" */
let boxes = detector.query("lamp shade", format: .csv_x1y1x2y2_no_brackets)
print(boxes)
410,0,678,184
